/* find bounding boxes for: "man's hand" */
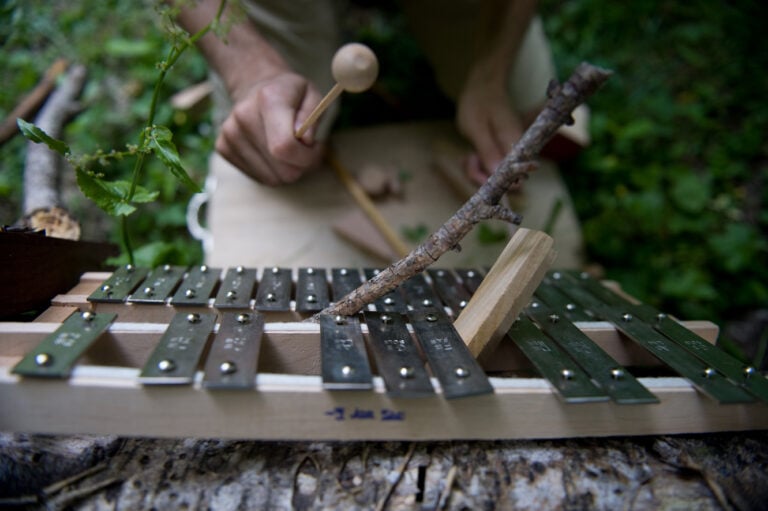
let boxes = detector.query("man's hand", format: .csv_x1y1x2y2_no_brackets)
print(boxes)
454,0,539,187
456,71,524,186
177,0,327,186
216,72,325,186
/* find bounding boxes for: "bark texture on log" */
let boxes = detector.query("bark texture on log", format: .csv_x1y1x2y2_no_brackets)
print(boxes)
2,432,767,510
321,63,612,318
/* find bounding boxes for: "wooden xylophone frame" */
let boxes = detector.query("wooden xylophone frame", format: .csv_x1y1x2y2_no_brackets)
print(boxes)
1,269,766,441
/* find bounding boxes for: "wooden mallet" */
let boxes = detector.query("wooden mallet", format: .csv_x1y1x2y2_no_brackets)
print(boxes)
294,43,379,139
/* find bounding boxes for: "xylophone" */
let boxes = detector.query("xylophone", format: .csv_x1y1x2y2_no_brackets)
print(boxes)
1,265,766,440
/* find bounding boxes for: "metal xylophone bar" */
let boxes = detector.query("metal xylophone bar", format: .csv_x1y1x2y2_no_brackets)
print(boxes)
554,270,768,402
11,265,767,405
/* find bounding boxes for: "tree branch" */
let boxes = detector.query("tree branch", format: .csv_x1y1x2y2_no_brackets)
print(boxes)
22,64,87,214
320,62,612,317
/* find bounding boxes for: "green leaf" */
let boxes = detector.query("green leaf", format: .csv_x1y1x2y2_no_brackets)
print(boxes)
104,37,156,58
709,223,766,273
75,168,159,216
476,223,508,245
659,267,717,302
132,241,184,267
669,172,711,213
401,223,428,243
17,118,70,155
148,125,201,192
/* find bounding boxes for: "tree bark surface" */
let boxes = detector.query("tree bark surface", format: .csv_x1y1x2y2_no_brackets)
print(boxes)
2,432,767,510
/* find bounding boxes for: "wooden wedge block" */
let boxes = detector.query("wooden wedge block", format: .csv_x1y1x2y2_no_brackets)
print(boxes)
455,228,556,363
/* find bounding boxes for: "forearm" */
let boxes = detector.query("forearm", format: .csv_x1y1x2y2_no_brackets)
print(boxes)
175,0,290,101
470,0,539,88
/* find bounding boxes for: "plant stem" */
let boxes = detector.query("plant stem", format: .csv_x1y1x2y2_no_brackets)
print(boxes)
121,214,134,266
122,0,228,260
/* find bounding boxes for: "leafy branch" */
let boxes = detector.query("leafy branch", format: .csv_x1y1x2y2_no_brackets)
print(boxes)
17,0,229,264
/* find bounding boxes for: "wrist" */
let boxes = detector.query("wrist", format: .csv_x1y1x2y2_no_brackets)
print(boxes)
177,1,291,102
466,59,507,90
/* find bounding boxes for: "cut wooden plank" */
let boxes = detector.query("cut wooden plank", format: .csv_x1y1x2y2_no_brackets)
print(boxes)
454,228,556,362
332,209,399,264
2,365,767,440
328,151,410,258
169,80,213,112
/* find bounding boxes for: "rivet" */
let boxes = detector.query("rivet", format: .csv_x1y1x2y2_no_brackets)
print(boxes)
266,292,276,302
561,368,575,380
185,288,196,298
163,264,171,272
530,301,540,309
622,313,633,322
125,264,134,272
339,268,348,276
306,267,314,275
436,270,445,277
383,297,395,306
566,303,577,311
34,353,53,367
656,313,667,322
335,315,346,325
236,313,250,324
81,311,95,322
186,313,200,323
306,293,317,304
459,300,468,309
200,265,208,273
422,299,433,307
455,367,470,378
158,359,176,372
703,367,716,379
271,267,279,274
220,361,237,375
399,366,415,379
341,365,353,377
744,366,756,378
144,286,155,296
380,314,392,324
226,290,237,300
466,270,476,278
236,265,245,274
101,284,112,292
425,313,438,322
610,368,624,380
548,314,560,324
552,272,562,280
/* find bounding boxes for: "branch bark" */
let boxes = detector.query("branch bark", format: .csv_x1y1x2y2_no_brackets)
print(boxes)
0,58,69,146
320,62,612,317
22,64,87,215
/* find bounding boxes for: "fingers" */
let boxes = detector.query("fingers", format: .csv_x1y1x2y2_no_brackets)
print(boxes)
459,105,525,186
215,73,325,186
294,86,324,146
464,154,487,187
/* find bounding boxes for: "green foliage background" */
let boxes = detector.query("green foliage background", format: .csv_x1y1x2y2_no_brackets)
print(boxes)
1,0,211,267
1,0,766,339
541,0,767,330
